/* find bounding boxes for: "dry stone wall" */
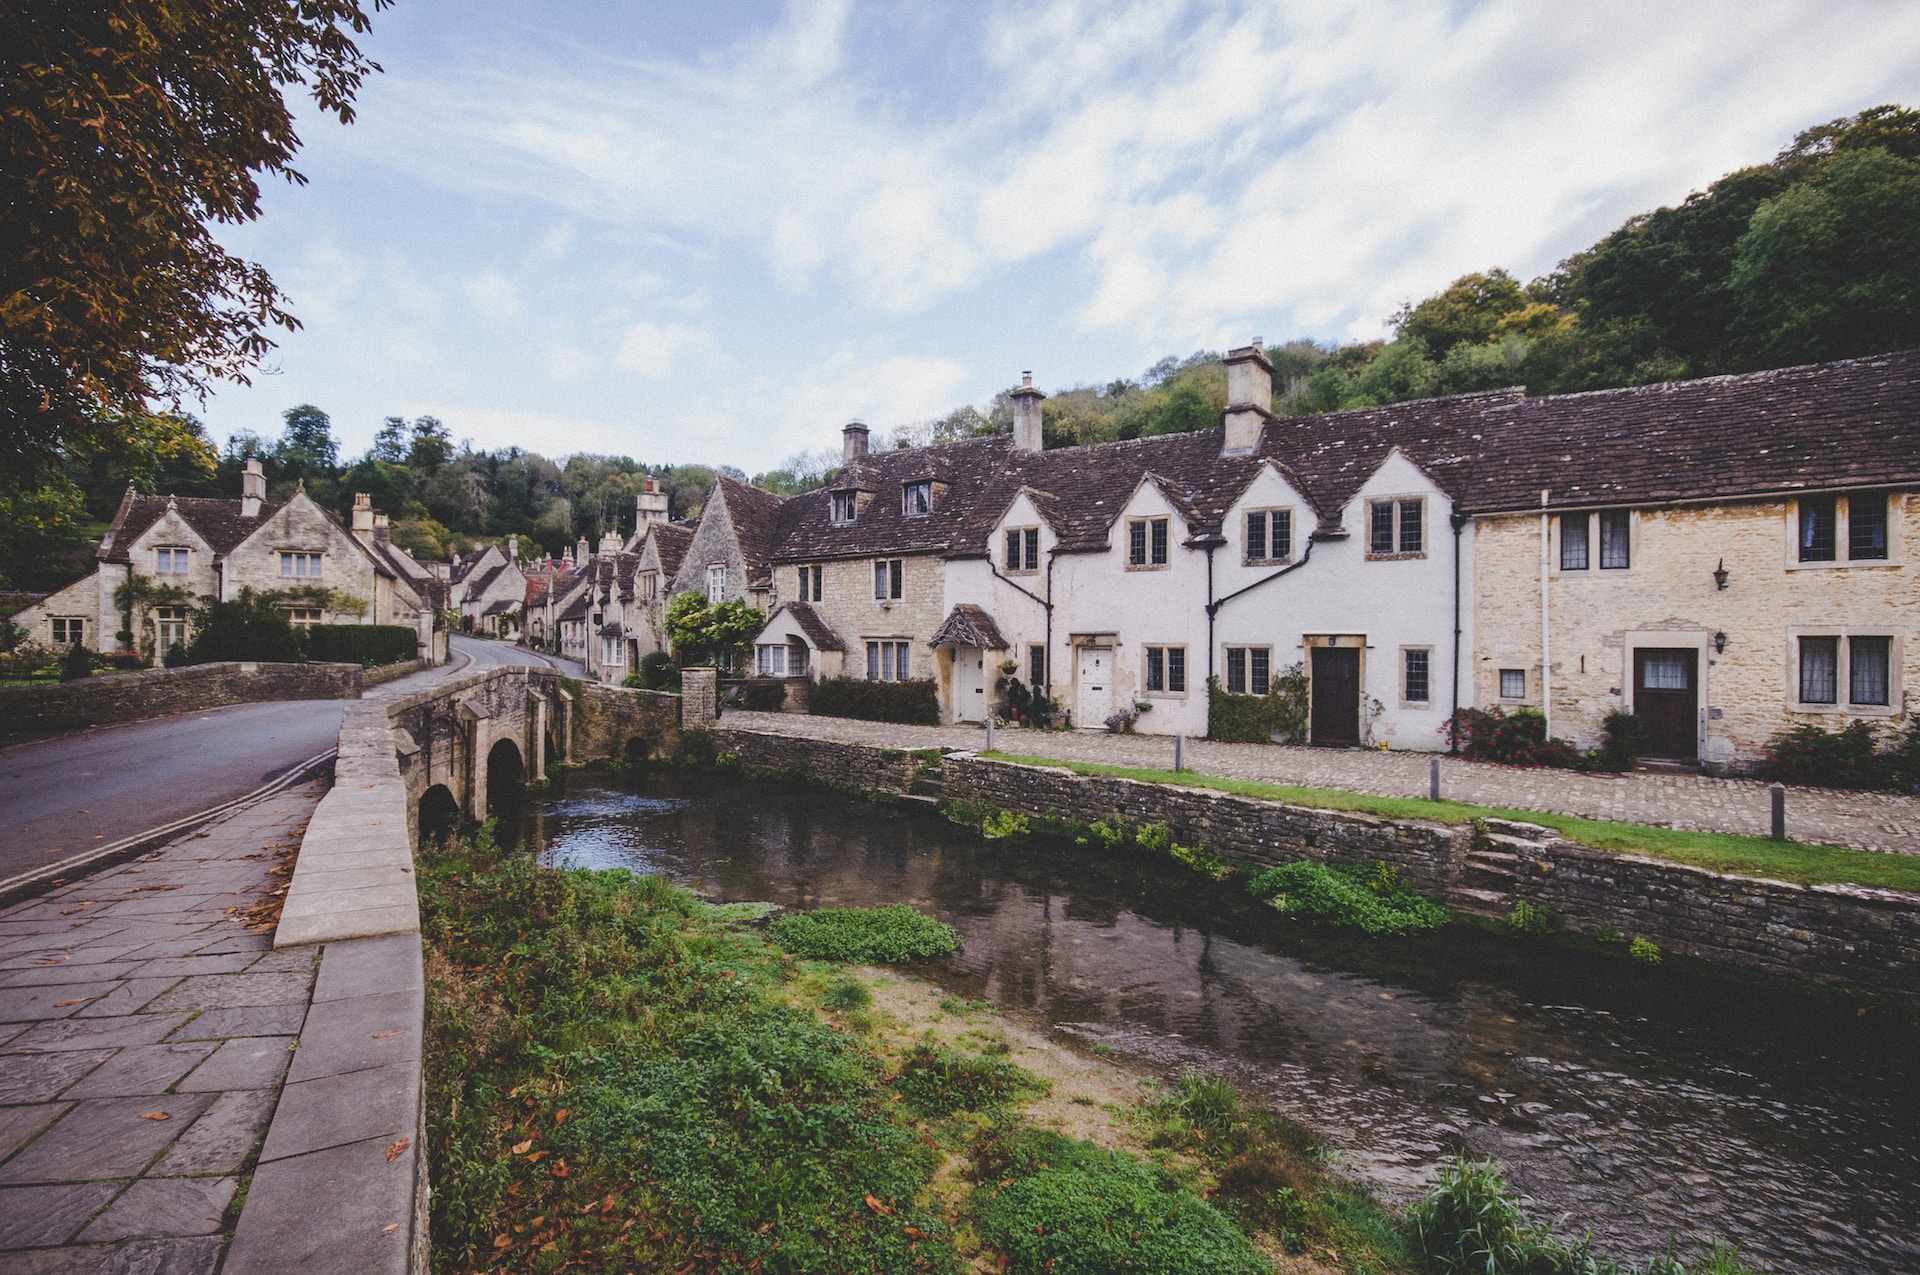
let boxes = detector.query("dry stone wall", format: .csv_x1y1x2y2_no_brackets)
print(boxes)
0,660,363,737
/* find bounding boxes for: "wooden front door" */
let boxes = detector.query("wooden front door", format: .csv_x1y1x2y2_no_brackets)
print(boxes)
1310,647,1361,747
1634,648,1698,760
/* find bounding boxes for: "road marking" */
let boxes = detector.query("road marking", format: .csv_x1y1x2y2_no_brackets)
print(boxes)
0,748,337,905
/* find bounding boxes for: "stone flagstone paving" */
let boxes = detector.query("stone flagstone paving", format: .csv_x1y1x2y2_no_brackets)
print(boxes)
0,779,327,1272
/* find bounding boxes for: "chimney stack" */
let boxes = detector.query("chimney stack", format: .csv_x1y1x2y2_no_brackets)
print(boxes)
241,456,266,517
1010,372,1045,452
1221,339,1273,456
351,492,375,544
635,479,669,533
373,513,390,546
577,534,591,564
842,421,870,462
508,533,519,563
599,528,620,557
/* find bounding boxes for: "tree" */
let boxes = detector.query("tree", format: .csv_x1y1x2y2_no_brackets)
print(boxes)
1729,146,1920,366
405,415,454,473
370,416,408,462
664,591,763,670
274,404,339,478
1392,270,1530,361
1,1,388,484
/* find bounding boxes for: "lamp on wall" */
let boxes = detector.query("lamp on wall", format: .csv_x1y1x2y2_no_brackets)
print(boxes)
1713,631,1727,654
1712,559,1730,590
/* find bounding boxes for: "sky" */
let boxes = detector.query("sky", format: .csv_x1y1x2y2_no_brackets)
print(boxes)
199,0,1920,473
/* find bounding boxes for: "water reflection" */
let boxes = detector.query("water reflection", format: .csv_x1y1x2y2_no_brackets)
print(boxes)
516,769,1920,1274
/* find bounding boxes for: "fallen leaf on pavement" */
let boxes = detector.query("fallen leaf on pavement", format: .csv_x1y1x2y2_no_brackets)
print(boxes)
53,998,87,1007
385,1137,410,1162
140,1111,170,1121
381,1223,400,1235
371,1030,403,1038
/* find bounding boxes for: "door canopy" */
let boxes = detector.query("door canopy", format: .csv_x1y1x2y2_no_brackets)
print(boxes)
929,604,1008,650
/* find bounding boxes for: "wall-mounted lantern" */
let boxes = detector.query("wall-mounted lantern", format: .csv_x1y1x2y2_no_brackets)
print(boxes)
1713,631,1728,654
1712,559,1730,590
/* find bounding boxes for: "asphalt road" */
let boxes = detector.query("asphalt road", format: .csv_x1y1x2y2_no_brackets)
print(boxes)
0,635,576,889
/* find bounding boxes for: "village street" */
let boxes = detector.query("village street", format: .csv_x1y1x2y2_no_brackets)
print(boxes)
720,709,1920,857
0,637,577,897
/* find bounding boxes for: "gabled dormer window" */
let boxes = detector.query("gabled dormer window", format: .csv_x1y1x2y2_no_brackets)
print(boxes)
903,481,932,516
831,491,859,524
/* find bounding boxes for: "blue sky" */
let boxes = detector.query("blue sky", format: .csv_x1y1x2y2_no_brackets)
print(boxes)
200,0,1920,472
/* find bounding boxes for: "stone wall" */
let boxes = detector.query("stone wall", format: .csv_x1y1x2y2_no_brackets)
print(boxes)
0,660,364,738
572,681,686,760
1473,492,1918,768
713,728,1920,1000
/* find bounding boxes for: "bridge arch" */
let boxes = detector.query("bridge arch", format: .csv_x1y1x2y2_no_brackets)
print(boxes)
419,784,460,842
485,737,525,813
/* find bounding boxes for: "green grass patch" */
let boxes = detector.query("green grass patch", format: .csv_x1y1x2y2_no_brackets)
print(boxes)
983,751,1920,892
892,1042,1048,1118
1246,860,1450,936
768,903,962,963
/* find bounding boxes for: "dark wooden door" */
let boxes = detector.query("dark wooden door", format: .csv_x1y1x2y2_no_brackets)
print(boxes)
1634,648,1698,760
1310,647,1361,747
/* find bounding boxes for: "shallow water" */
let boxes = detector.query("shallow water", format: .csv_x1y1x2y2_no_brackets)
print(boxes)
511,769,1920,1273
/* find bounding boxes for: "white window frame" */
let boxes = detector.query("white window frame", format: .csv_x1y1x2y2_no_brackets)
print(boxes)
154,547,190,574
1498,667,1528,700
51,617,84,645
155,606,190,651
873,558,903,601
285,607,323,630
279,551,323,579
902,481,932,516
831,490,859,524
756,643,789,677
1366,498,1426,559
1401,646,1432,706
1788,627,1901,715
706,563,727,604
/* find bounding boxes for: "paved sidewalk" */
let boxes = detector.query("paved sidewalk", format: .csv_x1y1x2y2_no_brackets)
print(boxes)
0,780,326,1270
719,711,1920,857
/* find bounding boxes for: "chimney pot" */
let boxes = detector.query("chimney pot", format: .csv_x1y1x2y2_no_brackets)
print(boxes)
842,421,870,462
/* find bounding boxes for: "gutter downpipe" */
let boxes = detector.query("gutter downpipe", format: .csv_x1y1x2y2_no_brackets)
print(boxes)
1206,533,1318,618
1205,545,1217,683
1450,506,1467,753
1539,489,1551,737
989,554,1055,697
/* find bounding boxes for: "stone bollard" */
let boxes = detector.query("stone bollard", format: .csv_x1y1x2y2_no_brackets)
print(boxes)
1430,756,1441,802
1770,782,1786,841
680,667,718,727
1174,734,1185,773
985,716,995,753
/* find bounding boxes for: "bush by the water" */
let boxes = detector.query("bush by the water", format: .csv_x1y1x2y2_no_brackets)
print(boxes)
768,903,961,963
300,623,417,667
1246,860,1449,935
808,676,940,725
970,1128,1269,1275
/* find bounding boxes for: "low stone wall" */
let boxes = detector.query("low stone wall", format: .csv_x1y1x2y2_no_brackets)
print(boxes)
364,657,434,687
713,728,1920,1001
0,660,363,737
719,728,936,797
574,681,692,760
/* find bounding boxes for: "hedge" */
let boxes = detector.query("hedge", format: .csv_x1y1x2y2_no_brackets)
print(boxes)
808,677,940,725
301,624,419,668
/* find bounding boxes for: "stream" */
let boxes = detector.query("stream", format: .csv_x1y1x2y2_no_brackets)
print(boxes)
508,768,1920,1274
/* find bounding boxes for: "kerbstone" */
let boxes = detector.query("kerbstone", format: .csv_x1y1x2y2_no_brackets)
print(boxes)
223,1134,415,1275
260,1062,419,1162
285,987,420,1083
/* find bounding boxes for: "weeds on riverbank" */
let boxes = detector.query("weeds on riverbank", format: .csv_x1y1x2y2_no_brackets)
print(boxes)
1246,860,1450,935
768,902,961,962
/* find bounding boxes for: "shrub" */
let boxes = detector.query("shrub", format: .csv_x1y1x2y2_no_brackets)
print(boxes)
1594,709,1644,772
59,641,94,681
185,589,303,663
300,623,417,667
1445,706,1582,768
970,1128,1268,1275
1760,720,1889,789
980,809,1030,840
821,976,871,1012
625,649,681,691
1505,899,1556,937
161,640,189,668
1207,664,1309,743
1629,937,1664,965
768,903,961,963
1890,717,1920,794
809,677,940,725
733,677,787,711
1245,860,1449,936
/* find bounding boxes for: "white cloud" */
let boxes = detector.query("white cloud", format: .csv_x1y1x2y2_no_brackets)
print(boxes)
463,269,522,319
614,321,717,379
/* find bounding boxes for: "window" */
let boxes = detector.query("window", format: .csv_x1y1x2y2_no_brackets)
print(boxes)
1145,645,1186,694
280,552,322,578
873,559,903,600
51,617,84,645
153,606,187,652
1028,643,1046,688
1599,509,1631,569
1560,514,1588,571
1004,527,1041,572
757,643,789,677
795,564,822,603
831,490,859,523
1850,636,1891,706
1849,493,1889,561
1799,497,1837,563
1224,647,1271,696
1499,668,1527,699
1799,637,1838,704
1245,510,1292,562
706,564,727,603
1368,501,1424,556
1126,517,1169,566
866,640,910,681
903,481,932,516
1403,649,1430,704
1641,653,1689,689
285,608,322,629
155,548,189,574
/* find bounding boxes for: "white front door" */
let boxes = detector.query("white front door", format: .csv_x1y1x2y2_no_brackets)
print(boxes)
954,646,986,722
1076,646,1112,729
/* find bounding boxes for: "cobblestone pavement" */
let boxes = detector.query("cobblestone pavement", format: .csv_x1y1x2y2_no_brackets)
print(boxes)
0,780,325,1271
719,711,1920,857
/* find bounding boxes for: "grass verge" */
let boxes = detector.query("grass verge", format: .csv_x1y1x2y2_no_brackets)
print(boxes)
982,752,1920,892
